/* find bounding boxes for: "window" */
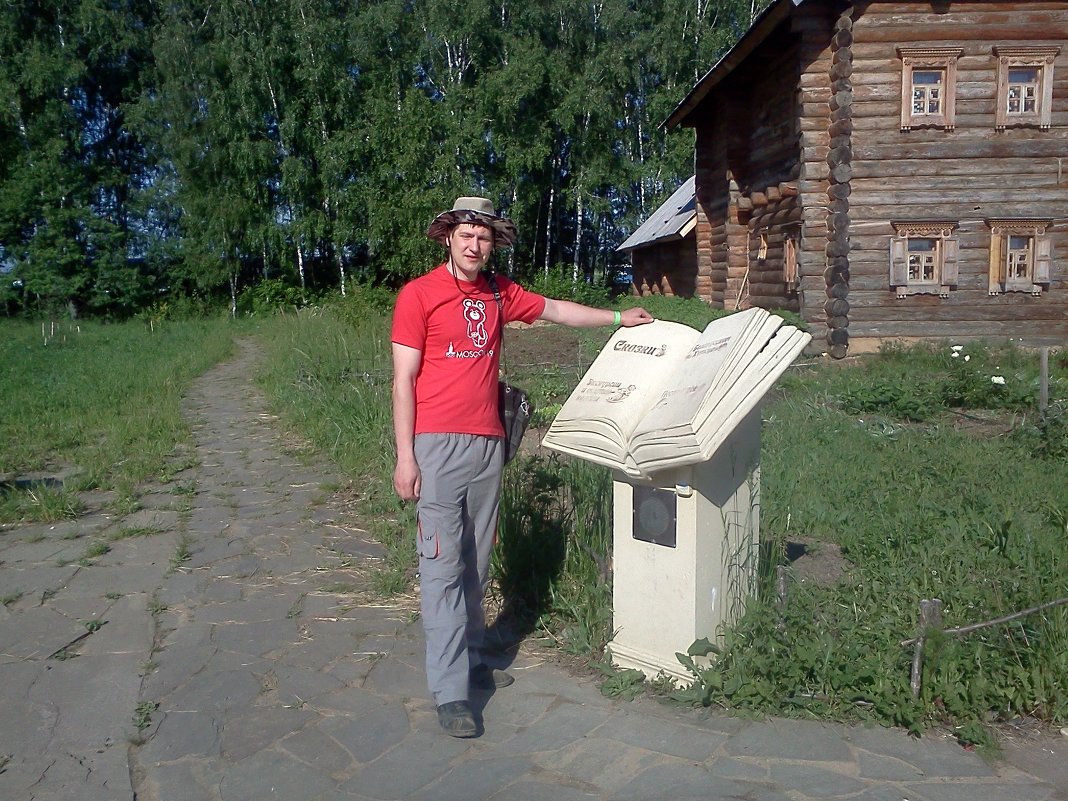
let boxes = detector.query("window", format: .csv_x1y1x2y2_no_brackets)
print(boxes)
912,70,944,116
890,222,959,298
898,48,961,131
994,46,1059,130
1007,68,1040,115
987,219,1053,295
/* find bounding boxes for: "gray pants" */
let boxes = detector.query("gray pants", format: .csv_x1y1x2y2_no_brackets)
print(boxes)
414,433,504,705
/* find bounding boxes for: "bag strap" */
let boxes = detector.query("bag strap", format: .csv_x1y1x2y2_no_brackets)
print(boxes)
484,270,508,371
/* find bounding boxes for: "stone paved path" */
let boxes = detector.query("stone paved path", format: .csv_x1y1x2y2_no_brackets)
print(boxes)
1,340,1066,801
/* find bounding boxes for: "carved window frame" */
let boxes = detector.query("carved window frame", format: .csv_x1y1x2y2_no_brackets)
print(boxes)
898,47,961,131
986,219,1053,295
890,221,959,298
994,46,1059,130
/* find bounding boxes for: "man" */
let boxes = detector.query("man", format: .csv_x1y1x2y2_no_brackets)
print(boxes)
391,196,653,738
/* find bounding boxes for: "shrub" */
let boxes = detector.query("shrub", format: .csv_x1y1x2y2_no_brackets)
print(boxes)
330,282,397,327
236,278,307,315
525,265,612,307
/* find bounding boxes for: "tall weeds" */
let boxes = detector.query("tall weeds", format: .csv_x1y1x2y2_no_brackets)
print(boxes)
0,318,234,521
252,303,1068,739
253,303,414,588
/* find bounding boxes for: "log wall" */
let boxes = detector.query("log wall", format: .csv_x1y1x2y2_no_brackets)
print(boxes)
694,107,730,306
844,0,1068,342
793,2,837,340
692,22,816,312
631,235,699,297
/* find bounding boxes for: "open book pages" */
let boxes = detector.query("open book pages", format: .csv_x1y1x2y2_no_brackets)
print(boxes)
541,308,811,477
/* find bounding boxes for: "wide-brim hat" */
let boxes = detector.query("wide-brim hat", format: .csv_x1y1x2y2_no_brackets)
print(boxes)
426,196,518,248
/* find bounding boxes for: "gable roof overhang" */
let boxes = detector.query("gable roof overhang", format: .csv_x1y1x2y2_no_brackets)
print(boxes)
616,176,697,253
664,0,805,131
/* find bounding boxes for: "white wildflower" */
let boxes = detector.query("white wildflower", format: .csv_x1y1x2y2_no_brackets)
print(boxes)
951,352,960,358
951,345,964,351
964,354,970,362
991,375,1006,385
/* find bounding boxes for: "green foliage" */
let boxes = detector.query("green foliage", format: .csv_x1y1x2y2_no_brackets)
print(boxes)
0,483,84,524
618,294,726,330
839,341,1056,421
594,660,647,700
841,378,942,422
0,0,157,317
0,318,234,522
133,701,158,732
136,293,222,324
254,305,412,585
255,306,394,480
752,342,1068,734
0,0,771,311
236,279,308,316
1013,405,1068,460
330,283,398,324
496,454,615,656
526,266,613,307
252,312,1068,738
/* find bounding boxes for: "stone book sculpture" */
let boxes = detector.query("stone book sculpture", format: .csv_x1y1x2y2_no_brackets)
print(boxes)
542,307,811,477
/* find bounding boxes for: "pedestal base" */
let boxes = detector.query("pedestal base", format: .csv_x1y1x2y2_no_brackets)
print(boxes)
608,410,761,680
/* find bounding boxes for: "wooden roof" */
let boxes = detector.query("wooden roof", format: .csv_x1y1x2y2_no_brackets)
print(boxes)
664,0,804,130
616,176,697,252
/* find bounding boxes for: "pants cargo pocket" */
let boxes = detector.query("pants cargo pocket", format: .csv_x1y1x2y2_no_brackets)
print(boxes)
417,520,440,559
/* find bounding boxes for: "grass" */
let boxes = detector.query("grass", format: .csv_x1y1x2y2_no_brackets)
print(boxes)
319,582,360,594
740,340,1068,739
108,525,165,541
250,297,1068,742
147,592,167,615
0,484,85,523
169,534,193,570
132,700,158,733
255,297,412,590
0,317,236,524
60,540,112,567
4,300,1063,742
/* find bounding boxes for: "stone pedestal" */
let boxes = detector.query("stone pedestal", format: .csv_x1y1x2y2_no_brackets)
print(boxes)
608,410,761,680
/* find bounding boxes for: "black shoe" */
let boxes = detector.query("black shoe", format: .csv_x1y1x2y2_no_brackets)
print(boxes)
470,663,515,690
436,700,478,738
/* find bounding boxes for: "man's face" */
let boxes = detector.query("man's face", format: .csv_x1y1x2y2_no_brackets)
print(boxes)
447,223,494,275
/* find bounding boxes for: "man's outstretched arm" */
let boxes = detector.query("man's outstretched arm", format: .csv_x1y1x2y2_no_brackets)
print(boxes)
539,299,653,328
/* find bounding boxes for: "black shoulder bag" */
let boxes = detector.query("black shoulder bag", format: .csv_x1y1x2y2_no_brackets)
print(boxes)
485,272,533,464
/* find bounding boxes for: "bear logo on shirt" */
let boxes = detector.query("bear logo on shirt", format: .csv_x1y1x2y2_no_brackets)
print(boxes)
463,299,489,349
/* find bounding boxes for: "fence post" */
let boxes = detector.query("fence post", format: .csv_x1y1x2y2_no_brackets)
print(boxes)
775,565,788,630
1039,347,1049,420
910,598,943,699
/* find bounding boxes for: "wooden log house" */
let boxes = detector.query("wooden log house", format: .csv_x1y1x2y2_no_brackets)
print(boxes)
664,0,1068,357
616,176,699,296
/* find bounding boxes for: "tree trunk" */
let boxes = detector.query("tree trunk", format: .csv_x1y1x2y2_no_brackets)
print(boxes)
573,188,583,283
544,162,556,278
296,244,307,301
229,270,238,319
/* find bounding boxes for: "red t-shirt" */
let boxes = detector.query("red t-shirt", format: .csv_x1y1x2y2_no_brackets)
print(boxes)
391,264,546,436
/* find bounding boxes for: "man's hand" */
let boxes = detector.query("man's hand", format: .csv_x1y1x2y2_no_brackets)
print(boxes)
393,458,421,501
620,307,654,327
